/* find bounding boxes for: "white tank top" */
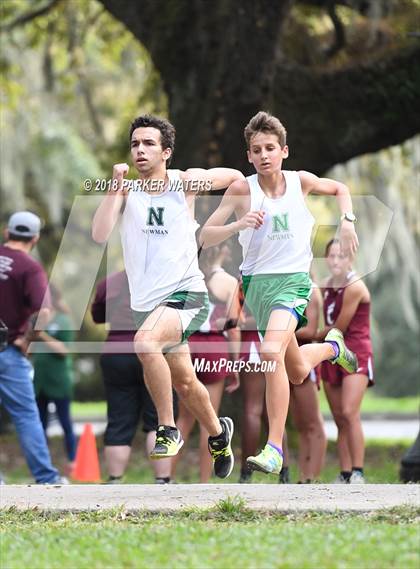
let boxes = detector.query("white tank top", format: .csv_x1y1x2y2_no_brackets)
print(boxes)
120,169,206,311
239,171,314,275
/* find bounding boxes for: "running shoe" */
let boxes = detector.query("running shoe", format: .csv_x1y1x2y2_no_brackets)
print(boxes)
333,473,350,484
154,477,171,484
150,425,184,459
208,417,234,478
43,476,69,485
278,465,290,483
349,471,365,484
238,467,253,484
103,475,124,484
326,328,358,373
247,444,283,475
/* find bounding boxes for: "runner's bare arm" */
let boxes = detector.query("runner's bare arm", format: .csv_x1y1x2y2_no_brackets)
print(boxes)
92,163,128,243
299,170,359,258
181,167,244,190
200,180,264,248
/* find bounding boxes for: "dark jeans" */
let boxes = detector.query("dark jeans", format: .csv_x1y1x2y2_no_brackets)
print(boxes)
37,394,77,461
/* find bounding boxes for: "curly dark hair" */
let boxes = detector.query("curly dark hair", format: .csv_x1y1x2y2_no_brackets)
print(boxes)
129,115,175,165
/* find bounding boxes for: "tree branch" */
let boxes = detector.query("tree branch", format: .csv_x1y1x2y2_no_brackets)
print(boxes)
298,0,373,14
324,1,346,58
1,0,63,33
273,43,420,173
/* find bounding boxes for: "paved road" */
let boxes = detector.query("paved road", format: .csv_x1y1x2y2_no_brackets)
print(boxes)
1,484,419,512
324,419,419,440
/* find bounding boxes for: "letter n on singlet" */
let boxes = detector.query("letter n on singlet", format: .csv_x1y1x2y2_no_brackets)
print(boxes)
272,213,289,232
147,207,165,226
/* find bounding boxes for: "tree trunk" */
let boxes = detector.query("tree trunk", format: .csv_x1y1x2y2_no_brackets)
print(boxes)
99,0,420,174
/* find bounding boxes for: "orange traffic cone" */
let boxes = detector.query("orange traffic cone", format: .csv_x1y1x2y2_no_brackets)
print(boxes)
72,423,101,482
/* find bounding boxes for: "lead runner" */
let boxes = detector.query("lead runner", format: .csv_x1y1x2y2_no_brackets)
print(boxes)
92,114,244,478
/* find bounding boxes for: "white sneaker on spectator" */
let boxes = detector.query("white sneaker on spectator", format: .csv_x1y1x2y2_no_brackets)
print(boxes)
47,476,70,485
349,471,365,484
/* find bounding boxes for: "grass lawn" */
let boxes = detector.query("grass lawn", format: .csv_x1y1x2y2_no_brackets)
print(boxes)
1,507,419,569
72,400,107,418
1,392,417,485
0,431,412,484
318,391,420,417
71,393,420,420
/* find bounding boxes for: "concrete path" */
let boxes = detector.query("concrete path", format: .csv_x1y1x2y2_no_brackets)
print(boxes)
1,484,419,513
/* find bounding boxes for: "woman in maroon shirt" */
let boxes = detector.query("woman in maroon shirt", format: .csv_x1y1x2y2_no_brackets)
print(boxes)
318,239,374,484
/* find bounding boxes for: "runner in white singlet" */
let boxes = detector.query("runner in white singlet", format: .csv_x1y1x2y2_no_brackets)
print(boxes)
92,114,244,479
201,111,359,476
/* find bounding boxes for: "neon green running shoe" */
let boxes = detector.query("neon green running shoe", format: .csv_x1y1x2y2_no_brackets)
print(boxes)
246,444,283,475
150,425,184,460
325,328,358,373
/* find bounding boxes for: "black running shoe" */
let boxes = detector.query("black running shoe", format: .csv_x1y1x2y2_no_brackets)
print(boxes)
239,467,253,484
208,417,234,479
278,465,290,484
103,475,124,485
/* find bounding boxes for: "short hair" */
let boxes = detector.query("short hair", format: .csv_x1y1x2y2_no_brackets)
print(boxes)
244,111,287,148
129,114,176,165
7,232,33,243
325,238,340,256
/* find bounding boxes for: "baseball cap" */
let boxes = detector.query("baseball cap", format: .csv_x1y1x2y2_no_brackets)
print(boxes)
7,211,42,237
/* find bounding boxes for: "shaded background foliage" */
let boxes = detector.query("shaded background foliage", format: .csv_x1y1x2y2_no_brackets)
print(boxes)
0,0,419,397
